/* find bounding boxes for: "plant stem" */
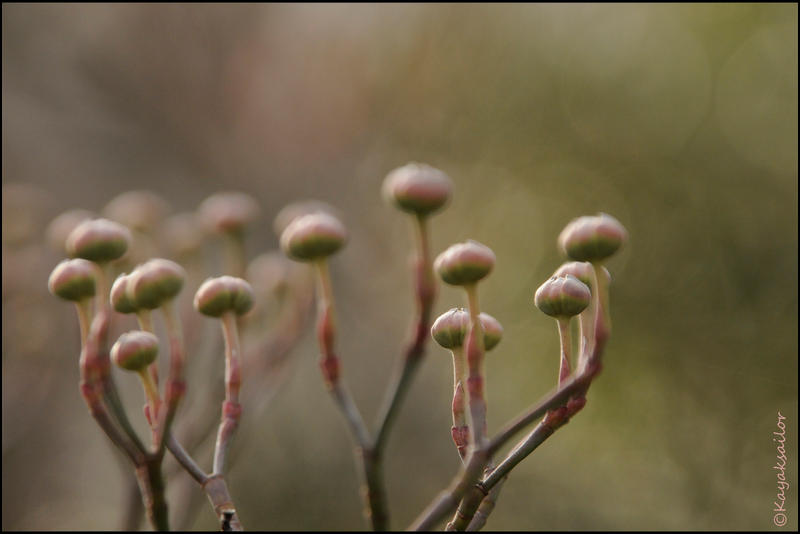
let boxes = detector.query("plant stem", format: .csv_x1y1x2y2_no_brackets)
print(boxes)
74,299,91,348
450,347,469,460
137,368,161,424
463,284,487,451
214,311,242,476
557,318,572,388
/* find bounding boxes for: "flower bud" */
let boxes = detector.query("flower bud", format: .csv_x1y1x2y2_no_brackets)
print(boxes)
48,259,98,302
552,261,612,298
479,312,503,351
111,331,159,372
434,240,495,286
46,209,94,254
558,213,627,262
126,259,186,310
431,308,503,351
280,212,347,262
273,200,340,237
197,192,260,235
103,190,170,233
194,275,255,317
534,275,592,318
110,273,138,314
431,308,470,349
66,218,132,263
382,163,453,216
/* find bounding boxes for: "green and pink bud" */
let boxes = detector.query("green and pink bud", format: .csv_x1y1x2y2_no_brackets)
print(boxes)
382,162,453,216
110,273,138,314
280,212,347,262
111,330,159,372
557,213,627,263
126,259,186,310
66,218,132,263
434,240,496,286
432,308,503,351
534,275,592,319
48,258,98,302
194,276,255,317
272,200,340,237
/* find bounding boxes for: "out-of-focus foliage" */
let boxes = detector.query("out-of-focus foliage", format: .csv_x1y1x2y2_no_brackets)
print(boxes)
2,3,797,531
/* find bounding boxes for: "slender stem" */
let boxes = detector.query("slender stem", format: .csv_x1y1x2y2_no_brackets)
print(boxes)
374,214,436,452
214,312,242,475
167,434,208,485
137,368,161,424
137,309,154,333
557,318,572,388
166,433,245,530
590,262,611,352
466,475,506,531
450,347,469,460
135,459,170,531
74,299,91,348
463,284,487,452
155,300,186,455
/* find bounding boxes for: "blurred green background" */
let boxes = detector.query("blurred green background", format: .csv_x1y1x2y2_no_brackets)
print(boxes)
2,3,797,531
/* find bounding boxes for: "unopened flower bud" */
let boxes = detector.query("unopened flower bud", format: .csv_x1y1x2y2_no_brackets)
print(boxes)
479,312,503,351
431,308,503,351
126,259,186,310
111,331,159,372
432,308,470,349
66,218,132,263
103,190,170,233
534,275,592,318
194,276,254,317
434,240,495,286
558,213,627,263
110,273,138,313
272,200,340,237
382,162,453,216
280,212,347,262
197,192,260,235
48,259,97,302
46,209,94,253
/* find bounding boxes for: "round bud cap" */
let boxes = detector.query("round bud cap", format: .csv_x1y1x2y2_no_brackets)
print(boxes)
552,261,594,289
110,273,138,314
273,200,340,237
534,275,592,318
558,213,627,262
103,190,170,233
197,192,260,235
126,259,186,310
479,312,503,351
431,308,503,351
111,331,159,372
431,308,470,349
66,218,132,263
48,259,98,302
280,212,347,262
434,240,496,286
382,163,453,216
194,276,255,317
46,209,94,254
